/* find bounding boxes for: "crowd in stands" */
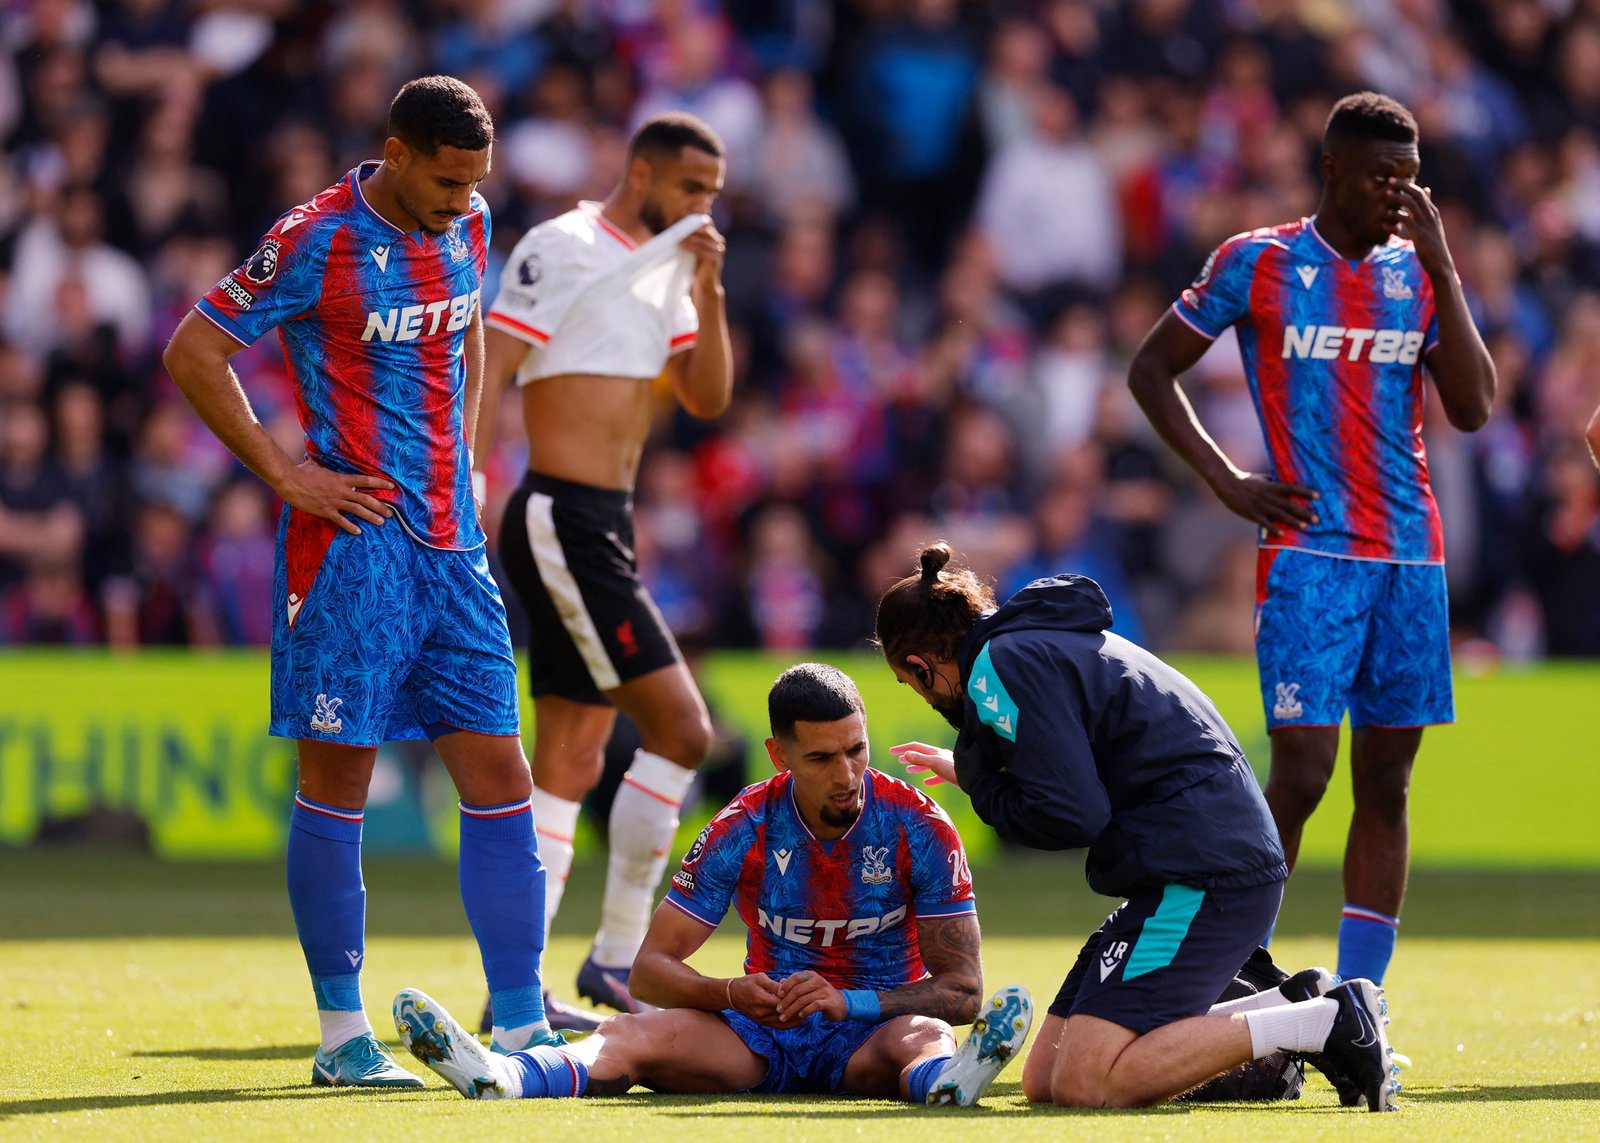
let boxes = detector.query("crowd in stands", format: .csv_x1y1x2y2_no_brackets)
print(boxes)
1,0,1597,656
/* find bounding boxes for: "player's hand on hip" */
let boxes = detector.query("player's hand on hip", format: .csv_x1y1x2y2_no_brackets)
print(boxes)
680,221,726,290
280,459,394,535
1212,471,1319,533
775,970,846,1023
890,742,958,788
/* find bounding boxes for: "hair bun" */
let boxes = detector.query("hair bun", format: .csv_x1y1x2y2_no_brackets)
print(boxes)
918,542,953,583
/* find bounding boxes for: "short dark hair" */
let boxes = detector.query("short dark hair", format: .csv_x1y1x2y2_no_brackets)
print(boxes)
1323,92,1417,149
768,663,865,740
628,112,724,164
388,75,494,155
874,542,996,668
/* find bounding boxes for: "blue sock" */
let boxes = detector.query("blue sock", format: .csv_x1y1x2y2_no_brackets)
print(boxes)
505,1046,588,1098
906,1055,951,1103
286,794,367,1011
459,799,547,1028
1337,904,1400,984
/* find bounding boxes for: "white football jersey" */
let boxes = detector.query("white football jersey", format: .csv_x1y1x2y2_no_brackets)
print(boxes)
486,201,700,385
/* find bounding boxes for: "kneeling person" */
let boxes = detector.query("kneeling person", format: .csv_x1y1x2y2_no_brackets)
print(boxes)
395,663,1032,1104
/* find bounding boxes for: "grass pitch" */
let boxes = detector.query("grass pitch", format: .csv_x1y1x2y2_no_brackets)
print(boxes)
3,854,1598,1142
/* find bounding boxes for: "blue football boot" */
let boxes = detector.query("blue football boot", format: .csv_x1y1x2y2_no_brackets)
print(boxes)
310,1032,424,1088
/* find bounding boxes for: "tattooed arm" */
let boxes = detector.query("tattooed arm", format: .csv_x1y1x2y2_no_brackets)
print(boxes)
879,914,983,1023
772,914,984,1025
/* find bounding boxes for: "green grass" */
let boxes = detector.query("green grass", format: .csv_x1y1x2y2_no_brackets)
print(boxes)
4,855,1599,1141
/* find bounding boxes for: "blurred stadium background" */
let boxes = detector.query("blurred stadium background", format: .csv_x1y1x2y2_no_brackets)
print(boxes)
0,0,1596,864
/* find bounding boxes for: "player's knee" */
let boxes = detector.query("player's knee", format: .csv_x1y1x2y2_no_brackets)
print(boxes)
1021,1055,1055,1103
897,1014,955,1055
640,707,712,767
591,1012,653,1069
1050,1071,1106,1108
1266,759,1333,815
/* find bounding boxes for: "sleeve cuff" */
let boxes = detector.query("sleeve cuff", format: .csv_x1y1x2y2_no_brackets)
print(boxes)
194,299,254,346
664,889,723,927
485,310,550,345
914,899,977,919
1170,302,1221,341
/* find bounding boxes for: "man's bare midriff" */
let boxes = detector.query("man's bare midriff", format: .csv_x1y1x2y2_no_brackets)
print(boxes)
521,372,657,490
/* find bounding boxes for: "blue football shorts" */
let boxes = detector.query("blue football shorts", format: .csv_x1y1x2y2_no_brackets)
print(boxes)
1048,881,1283,1034
1254,547,1453,730
269,506,521,746
719,1007,886,1094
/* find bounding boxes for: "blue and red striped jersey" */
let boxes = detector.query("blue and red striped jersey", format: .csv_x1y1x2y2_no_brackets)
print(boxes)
196,162,489,550
665,768,976,993
1174,217,1444,564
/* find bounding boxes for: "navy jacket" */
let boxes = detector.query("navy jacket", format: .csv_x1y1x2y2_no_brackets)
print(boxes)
952,575,1287,898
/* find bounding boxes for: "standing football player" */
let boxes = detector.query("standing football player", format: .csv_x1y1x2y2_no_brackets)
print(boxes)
163,76,558,1086
1127,92,1495,988
471,112,733,1025
392,663,1032,1107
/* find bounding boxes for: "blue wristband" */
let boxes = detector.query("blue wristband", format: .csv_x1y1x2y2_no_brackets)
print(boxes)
842,989,881,1022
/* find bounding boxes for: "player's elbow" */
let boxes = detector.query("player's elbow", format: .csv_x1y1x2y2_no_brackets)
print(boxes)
1445,398,1492,433
1126,352,1174,409
948,976,983,1024
680,390,731,420
626,959,671,1008
162,332,203,390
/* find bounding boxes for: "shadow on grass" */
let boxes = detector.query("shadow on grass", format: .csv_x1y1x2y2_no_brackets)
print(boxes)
0,1085,424,1117
1406,1082,1600,1103
131,1044,319,1061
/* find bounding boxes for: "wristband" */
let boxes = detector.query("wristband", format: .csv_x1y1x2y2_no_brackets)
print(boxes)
842,989,881,1022
471,470,487,503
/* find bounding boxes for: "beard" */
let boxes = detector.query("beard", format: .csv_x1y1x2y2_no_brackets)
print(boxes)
639,196,669,235
931,693,964,730
819,797,863,829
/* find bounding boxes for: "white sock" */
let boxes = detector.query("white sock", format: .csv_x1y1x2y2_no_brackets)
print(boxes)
319,1008,373,1054
531,786,581,942
1243,997,1338,1058
593,750,695,967
1211,984,1296,1016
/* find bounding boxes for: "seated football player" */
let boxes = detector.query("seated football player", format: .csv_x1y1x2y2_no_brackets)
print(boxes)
393,662,1033,1105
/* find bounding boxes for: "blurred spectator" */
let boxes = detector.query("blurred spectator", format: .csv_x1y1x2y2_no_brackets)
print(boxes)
976,85,1121,306
1003,475,1146,646
129,400,229,524
52,379,128,591
1526,443,1600,655
748,68,854,227
0,400,83,589
7,183,152,357
978,17,1052,152
630,13,764,187
725,502,831,651
199,479,274,646
499,63,595,216
0,555,98,644
103,500,215,647
841,0,982,271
